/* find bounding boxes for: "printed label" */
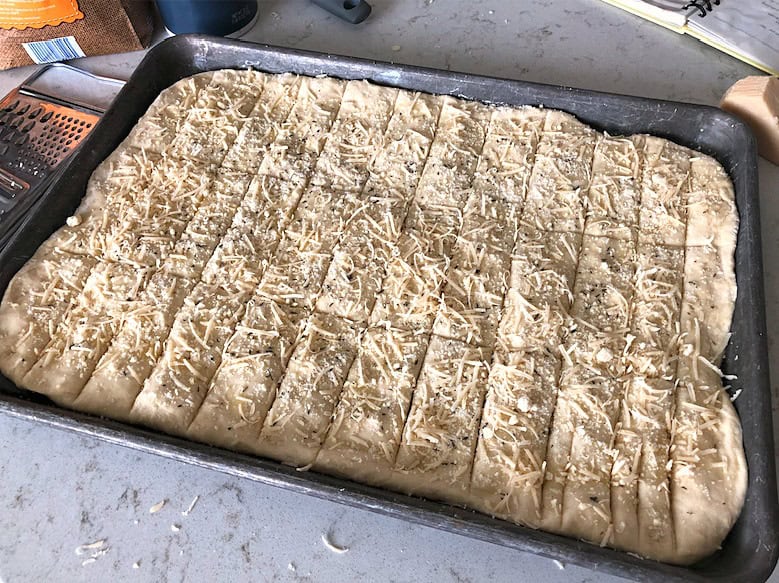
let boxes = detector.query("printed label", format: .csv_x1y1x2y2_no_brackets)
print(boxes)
22,36,86,64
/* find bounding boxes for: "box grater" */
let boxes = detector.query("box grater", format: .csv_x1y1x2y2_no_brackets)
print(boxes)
0,64,124,248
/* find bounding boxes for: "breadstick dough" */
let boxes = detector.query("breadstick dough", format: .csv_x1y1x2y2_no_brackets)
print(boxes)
0,71,745,566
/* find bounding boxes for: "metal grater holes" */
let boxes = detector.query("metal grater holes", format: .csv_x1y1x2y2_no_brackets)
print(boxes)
33,113,87,165
0,90,100,186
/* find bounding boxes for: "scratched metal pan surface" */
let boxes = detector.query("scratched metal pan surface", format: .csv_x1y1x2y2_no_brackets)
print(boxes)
0,35,776,582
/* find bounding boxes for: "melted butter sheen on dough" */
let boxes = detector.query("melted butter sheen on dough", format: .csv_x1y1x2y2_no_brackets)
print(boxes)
0,71,745,566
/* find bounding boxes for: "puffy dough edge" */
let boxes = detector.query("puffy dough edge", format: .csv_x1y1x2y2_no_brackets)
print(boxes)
670,148,746,565
670,394,748,565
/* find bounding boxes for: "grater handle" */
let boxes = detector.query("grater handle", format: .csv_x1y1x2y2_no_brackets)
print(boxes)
19,64,125,115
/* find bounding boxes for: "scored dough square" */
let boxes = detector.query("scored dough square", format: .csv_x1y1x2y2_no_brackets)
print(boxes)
687,154,739,249
187,299,306,453
680,243,736,361
49,148,163,257
221,73,302,172
23,261,150,405
75,269,193,421
470,347,559,528
369,205,460,331
584,135,641,240
571,235,636,331
316,237,394,323
392,336,491,504
102,157,217,268
123,72,214,153
472,107,546,206
129,281,247,436
257,243,332,311
314,325,428,485
170,70,266,165
0,244,96,385
293,185,362,231
259,77,346,185
413,97,492,209
627,243,684,379
256,313,361,466
523,111,598,233
499,228,581,352
309,80,399,192
637,136,692,247
458,191,519,255
433,248,510,348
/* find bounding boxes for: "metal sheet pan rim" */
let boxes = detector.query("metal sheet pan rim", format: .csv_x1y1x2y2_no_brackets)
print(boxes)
0,34,776,583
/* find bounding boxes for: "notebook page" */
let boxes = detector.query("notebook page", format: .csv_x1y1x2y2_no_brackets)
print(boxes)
688,0,779,74
599,0,688,29
644,0,688,8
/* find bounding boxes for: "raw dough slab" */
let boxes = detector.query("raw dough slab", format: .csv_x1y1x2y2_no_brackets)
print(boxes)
0,70,745,566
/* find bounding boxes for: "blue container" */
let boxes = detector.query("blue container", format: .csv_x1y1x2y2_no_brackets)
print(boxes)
156,0,259,37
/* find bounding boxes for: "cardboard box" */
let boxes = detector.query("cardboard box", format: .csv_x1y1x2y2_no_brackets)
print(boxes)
0,0,154,70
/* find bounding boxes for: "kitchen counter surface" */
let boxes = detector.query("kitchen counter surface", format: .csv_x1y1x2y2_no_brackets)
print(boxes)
0,1,777,581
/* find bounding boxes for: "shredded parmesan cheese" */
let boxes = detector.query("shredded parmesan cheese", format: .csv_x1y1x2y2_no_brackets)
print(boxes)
321,532,349,554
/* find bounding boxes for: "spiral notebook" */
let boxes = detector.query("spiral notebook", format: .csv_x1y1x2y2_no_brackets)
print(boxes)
599,0,779,75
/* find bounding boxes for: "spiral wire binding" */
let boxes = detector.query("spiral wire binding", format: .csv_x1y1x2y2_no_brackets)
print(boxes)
683,0,721,17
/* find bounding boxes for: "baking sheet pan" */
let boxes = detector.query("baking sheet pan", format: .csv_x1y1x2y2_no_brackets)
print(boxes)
0,35,776,582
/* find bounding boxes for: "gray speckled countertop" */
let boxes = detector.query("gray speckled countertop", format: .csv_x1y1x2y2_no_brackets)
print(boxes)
0,1,777,581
